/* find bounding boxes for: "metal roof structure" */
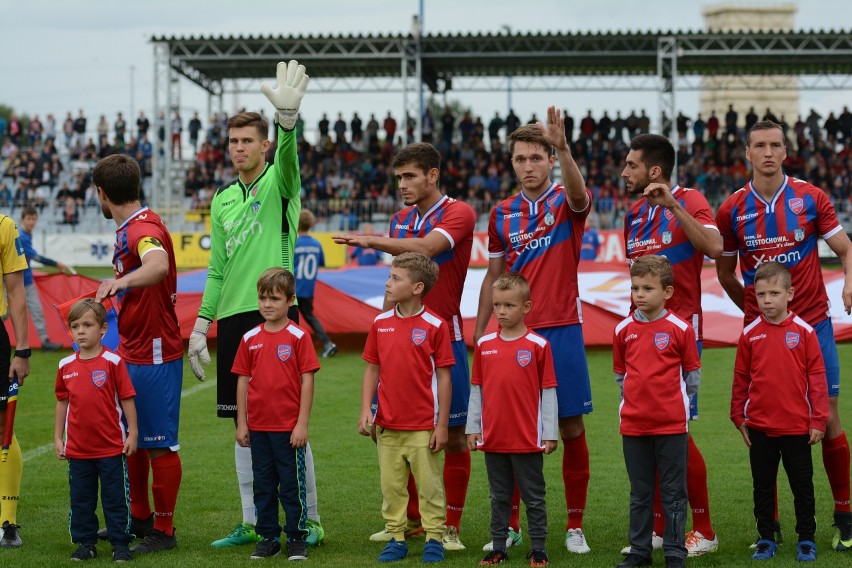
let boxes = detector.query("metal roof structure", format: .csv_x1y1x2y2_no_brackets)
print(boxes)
148,28,852,214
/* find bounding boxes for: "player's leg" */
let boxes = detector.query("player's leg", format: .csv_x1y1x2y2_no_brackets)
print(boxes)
622,435,656,560
513,453,548,556
538,324,592,553
482,452,513,560
213,311,265,547
656,434,688,564
749,428,781,559
297,297,336,357
24,283,58,349
482,484,522,551
98,455,133,549
248,431,283,559
275,434,308,560
375,429,414,562
779,435,817,547
407,429,447,562
0,326,23,548
68,459,100,551
442,339,471,550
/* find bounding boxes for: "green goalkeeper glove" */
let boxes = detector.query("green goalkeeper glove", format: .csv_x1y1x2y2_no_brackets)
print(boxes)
260,60,309,130
188,316,212,381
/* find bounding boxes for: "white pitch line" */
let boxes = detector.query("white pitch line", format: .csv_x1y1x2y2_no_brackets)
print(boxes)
22,379,215,462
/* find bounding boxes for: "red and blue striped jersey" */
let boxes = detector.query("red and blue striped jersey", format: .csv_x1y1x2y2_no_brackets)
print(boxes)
624,186,718,339
113,207,182,365
716,176,843,326
488,184,592,328
388,196,475,341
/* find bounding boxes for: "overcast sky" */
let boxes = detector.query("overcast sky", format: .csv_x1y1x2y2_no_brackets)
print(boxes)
2,0,849,134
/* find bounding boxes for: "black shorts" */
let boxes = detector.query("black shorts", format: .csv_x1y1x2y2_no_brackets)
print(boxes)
0,322,11,410
216,306,300,418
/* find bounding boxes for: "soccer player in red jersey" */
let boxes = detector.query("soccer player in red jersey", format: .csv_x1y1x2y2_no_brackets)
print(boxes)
475,106,593,554
621,134,721,556
94,154,183,554
716,121,852,550
359,253,453,563
731,262,828,562
334,143,475,550
233,268,319,561
55,299,137,562
468,272,557,567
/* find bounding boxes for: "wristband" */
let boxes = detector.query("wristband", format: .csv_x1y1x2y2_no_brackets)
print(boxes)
15,348,32,358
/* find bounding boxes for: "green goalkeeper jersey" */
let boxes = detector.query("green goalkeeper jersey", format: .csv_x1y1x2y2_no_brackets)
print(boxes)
199,125,300,321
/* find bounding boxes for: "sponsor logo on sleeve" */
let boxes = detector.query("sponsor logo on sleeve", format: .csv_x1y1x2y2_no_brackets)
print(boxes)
91,370,107,388
277,344,292,362
516,349,532,367
785,332,800,349
654,332,670,350
411,328,427,346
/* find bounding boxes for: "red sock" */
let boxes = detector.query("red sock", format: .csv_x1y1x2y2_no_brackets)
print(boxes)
406,474,421,521
653,472,664,535
687,436,715,538
126,451,151,520
823,432,852,512
443,450,471,530
151,451,182,535
509,484,521,530
562,431,590,530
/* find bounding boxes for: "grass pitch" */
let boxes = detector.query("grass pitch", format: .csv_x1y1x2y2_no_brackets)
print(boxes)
4,345,852,566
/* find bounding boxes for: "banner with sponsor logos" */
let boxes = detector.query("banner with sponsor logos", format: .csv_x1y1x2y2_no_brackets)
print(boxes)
42,234,115,267
170,232,348,269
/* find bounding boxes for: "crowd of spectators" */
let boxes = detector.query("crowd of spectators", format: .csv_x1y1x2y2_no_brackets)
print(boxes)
2,104,852,231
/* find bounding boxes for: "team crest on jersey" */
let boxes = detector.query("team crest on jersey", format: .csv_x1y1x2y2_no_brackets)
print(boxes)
251,201,261,214
794,228,805,242
662,231,672,244
663,209,675,221
654,332,670,350
546,194,558,210
277,344,292,362
91,370,107,388
544,212,555,226
788,198,804,215
411,328,427,345
516,349,532,368
251,186,259,197
785,332,800,349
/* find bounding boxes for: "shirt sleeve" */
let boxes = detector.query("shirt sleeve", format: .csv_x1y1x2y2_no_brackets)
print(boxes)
470,342,483,386
362,324,380,364
487,207,506,257
231,336,252,377
199,199,226,320
612,327,626,376
681,325,701,372
813,186,843,237
805,327,829,431
55,364,69,401
541,387,559,440
715,199,739,254
434,202,476,250
538,341,558,389
687,191,718,230
271,126,300,200
465,384,482,434
0,217,28,275
730,334,751,427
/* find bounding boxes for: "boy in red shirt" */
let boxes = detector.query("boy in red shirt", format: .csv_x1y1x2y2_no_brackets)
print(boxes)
614,256,700,568
468,272,558,567
54,299,138,562
234,268,320,561
359,252,453,563
731,261,828,562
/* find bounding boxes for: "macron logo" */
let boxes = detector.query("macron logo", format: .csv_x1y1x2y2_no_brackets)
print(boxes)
737,212,758,222
625,333,638,342
377,327,395,333
480,349,498,355
749,334,767,342
63,372,79,380
394,224,409,230
504,212,523,219
248,344,263,351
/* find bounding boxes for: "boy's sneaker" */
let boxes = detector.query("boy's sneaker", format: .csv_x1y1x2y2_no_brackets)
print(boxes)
321,343,338,358
370,518,423,542
112,546,133,562
616,553,652,567
480,549,509,565
441,525,465,551
833,510,852,551
665,556,685,568
71,543,97,561
620,531,662,555
305,519,325,547
527,549,549,567
41,340,62,352
378,538,408,562
423,538,445,563
287,540,308,560
482,527,522,551
250,537,281,559
565,528,590,554
796,540,816,562
685,530,719,556
212,522,261,547
751,539,777,560
130,529,176,554
0,521,22,547
750,520,782,549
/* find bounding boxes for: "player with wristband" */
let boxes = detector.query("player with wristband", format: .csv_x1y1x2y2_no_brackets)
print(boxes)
188,60,325,548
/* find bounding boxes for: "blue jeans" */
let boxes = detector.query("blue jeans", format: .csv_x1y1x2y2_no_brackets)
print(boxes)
68,455,131,547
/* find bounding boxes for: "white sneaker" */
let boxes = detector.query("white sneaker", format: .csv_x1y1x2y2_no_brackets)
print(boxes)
442,526,465,551
565,528,590,554
482,527,522,551
620,532,663,555
686,530,719,556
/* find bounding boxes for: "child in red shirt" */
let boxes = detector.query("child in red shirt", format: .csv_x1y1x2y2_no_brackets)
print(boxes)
234,268,320,561
54,299,137,562
731,261,828,562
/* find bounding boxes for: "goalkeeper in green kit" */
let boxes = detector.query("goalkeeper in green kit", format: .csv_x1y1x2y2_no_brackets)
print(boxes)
188,60,325,548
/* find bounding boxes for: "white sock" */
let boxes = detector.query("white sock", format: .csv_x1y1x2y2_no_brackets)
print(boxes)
305,443,320,522
235,443,256,525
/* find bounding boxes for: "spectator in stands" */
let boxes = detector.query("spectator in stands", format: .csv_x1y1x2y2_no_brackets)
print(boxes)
171,111,183,160
725,104,738,140
60,198,79,226
28,115,43,147
115,112,127,147
505,109,520,136
745,107,759,133
137,111,150,140
806,109,822,146
351,112,363,142
421,109,435,143
638,110,650,135
188,112,202,152
441,107,455,145
488,112,504,146
333,113,347,145
73,110,87,148
7,115,21,146
63,112,74,148
383,112,397,144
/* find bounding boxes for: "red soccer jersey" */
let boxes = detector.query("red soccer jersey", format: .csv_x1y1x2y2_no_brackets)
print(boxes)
472,331,557,453
55,348,136,459
624,186,718,339
716,176,843,326
389,196,475,341
232,322,320,432
112,207,182,365
488,184,592,328
613,312,700,436
732,312,828,436
362,307,455,430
